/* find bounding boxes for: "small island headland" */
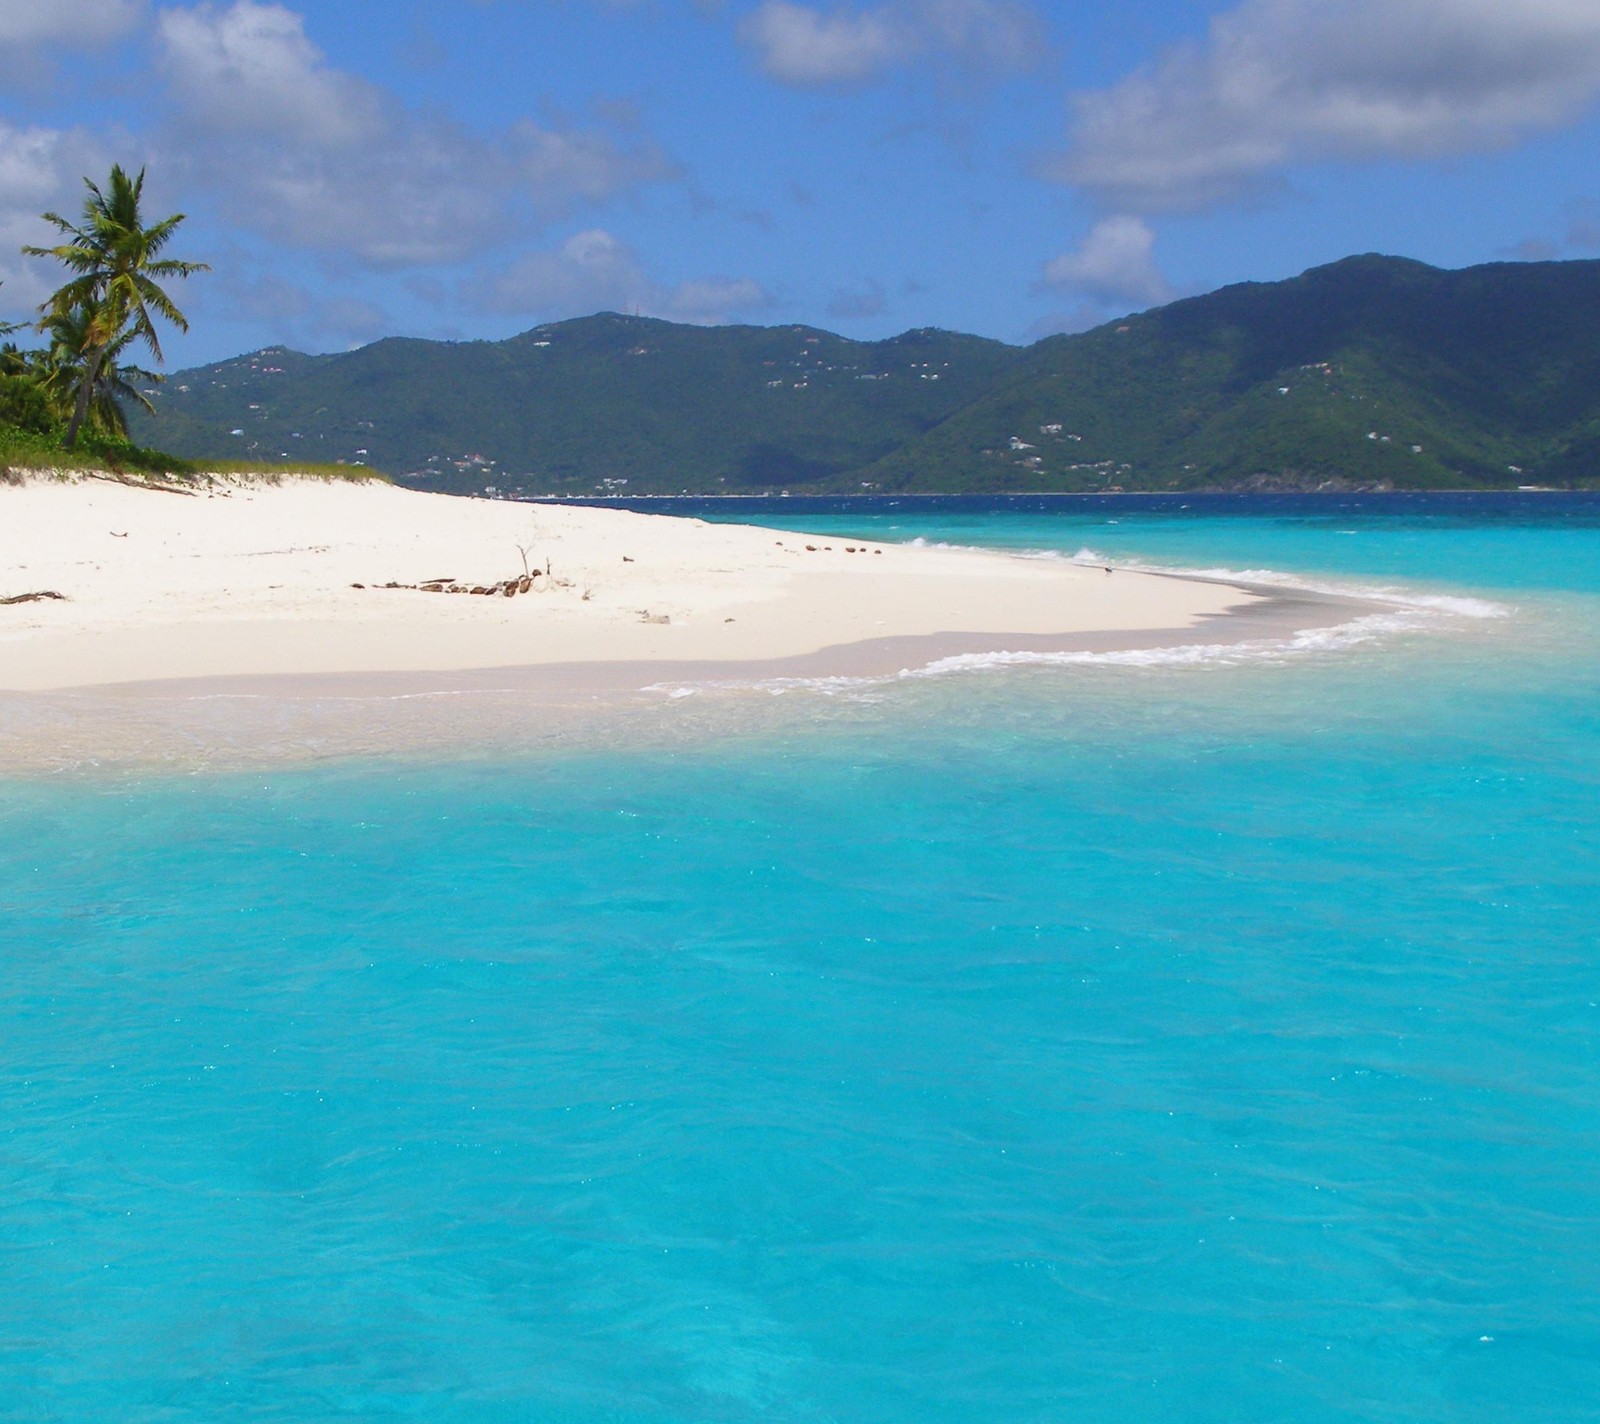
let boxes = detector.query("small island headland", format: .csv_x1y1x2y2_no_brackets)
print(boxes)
0,471,1361,768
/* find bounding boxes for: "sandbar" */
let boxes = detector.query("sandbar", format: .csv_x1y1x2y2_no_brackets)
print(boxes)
0,474,1373,771
1,474,1272,692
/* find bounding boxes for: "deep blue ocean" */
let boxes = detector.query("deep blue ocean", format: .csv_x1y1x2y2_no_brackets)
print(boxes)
3,494,1598,1422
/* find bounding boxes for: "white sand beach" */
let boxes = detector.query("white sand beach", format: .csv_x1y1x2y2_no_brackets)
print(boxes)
0,474,1266,693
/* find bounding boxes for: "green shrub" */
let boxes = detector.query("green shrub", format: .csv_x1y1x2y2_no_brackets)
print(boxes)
0,374,59,436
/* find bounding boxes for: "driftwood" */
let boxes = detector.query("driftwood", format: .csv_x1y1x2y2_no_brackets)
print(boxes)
86,470,198,497
1,590,68,605
357,571,545,598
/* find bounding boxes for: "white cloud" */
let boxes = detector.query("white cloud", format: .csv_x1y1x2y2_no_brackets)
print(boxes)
1040,216,1173,307
153,1,675,267
665,275,771,324
740,1,901,85
914,0,1043,74
0,122,114,314
476,229,771,324
1049,0,1600,213
0,0,144,48
513,122,672,212
210,271,387,347
220,271,313,323
157,0,381,145
292,294,388,348
738,0,1042,88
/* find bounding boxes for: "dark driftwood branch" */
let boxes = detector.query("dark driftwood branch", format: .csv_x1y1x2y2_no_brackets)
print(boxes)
86,471,198,497
1,590,68,605
351,567,543,597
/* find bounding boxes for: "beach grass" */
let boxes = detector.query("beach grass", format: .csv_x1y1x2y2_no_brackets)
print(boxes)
193,458,390,483
1,421,389,486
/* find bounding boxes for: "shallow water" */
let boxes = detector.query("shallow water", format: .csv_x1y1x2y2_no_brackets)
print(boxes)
2,496,1597,1421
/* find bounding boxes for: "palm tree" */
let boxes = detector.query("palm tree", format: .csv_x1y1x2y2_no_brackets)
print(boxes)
24,165,207,448
37,302,162,438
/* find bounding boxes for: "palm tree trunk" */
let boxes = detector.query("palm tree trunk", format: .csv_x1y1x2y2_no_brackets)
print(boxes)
63,345,105,450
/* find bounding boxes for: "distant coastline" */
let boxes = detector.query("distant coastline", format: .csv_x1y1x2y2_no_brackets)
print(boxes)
529,487,1599,505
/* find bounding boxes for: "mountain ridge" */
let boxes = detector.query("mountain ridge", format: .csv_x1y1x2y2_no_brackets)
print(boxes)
130,255,1600,494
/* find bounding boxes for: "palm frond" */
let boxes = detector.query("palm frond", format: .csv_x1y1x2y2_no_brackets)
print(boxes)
144,258,210,278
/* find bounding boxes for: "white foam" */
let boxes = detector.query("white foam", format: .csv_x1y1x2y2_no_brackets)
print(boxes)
640,583,1508,700
907,611,1431,678
640,608,1444,699
901,540,1511,621
1067,549,1512,620
645,672,890,700
638,545,1513,700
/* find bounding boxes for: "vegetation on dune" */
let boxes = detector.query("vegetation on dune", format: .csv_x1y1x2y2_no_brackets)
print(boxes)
0,165,210,479
193,459,389,482
34,303,162,440
23,165,207,450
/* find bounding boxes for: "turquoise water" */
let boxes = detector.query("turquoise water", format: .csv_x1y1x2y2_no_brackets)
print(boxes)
3,497,1598,1421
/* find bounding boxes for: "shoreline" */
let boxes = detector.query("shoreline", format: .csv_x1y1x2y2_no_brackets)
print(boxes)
0,582,1378,776
47,578,1351,700
517,486,1598,502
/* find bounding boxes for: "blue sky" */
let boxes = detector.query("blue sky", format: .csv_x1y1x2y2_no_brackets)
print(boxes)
3,0,1599,368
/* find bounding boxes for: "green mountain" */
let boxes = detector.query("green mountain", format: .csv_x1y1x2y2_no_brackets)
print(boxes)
864,254,1600,492
130,317,1018,494
128,255,1600,493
